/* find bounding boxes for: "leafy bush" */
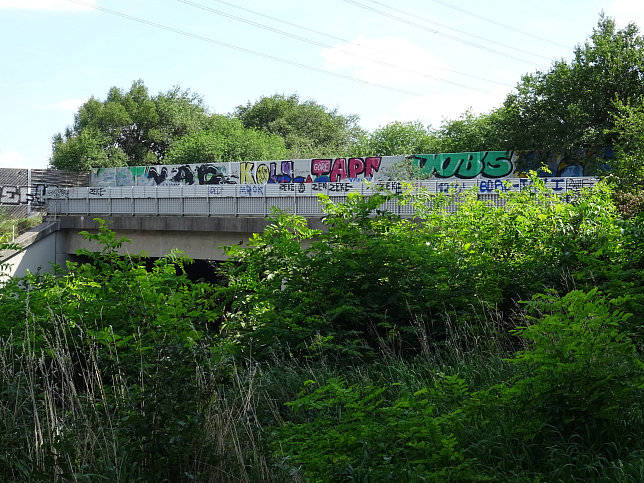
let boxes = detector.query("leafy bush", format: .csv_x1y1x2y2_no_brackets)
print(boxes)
221,180,630,362
507,289,643,444
272,376,487,482
0,219,232,480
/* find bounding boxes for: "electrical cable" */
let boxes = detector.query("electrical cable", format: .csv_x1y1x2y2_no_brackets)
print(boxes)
65,0,423,96
360,0,552,61
342,0,538,65
424,0,570,49
203,0,514,87
66,0,506,95
176,0,513,88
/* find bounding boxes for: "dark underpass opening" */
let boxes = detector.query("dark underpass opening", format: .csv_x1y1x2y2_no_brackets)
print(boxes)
68,253,223,284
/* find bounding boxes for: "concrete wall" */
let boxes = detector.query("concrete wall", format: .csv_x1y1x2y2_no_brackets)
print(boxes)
0,221,70,278
55,215,326,261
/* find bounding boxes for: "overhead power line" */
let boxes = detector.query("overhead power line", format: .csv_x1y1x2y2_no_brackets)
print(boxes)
66,0,505,96
425,0,570,49
360,0,552,61
203,0,513,87
66,0,422,96
342,0,538,65
176,0,513,89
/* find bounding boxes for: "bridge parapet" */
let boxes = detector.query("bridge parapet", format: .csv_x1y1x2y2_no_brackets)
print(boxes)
46,178,598,217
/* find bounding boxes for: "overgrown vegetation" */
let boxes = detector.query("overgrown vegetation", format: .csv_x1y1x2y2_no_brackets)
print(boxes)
1,180,642,481
0,212,42,242
3,12,643,481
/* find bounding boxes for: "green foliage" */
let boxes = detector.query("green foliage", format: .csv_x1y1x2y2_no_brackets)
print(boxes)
507,289,643,441
234,93,364,157
166,115,288,164
0,213,41,241
221,179,634,364
502,14,644,152
352,120,440,156
0,219,226,480
51,80,211,170
433,108,509,152
273,376,485,482
607,99,644,191
3,169,644,480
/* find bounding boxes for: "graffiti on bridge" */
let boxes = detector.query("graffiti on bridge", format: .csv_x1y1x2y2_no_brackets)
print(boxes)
89,150,601,189
0,184,51,206
411,151,515,179
93,163,237,187
238,157,383,184
146,163,236,186
91,157,388,187
515,147,612,177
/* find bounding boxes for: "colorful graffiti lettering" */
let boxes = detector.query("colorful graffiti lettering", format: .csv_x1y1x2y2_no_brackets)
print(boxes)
412,151,514,179
241,161,305,184
88,151,598,188
311,157,382,182
514,147,612,177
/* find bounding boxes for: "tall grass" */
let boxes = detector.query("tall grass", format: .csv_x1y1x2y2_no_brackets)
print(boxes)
1,184,642,481
0,212,42,242
0,308,278,481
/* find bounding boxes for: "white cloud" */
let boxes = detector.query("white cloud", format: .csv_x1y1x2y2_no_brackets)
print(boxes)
607,0,644,28
0,150,49,169
0,150,23,168
0,0,96,11
48,98,88,112
321,36,448,87
387,86,509,130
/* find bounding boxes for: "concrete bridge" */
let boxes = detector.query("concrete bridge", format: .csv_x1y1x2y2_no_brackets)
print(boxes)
2,177,598,278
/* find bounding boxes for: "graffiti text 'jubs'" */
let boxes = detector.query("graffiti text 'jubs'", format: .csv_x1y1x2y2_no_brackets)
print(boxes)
413,151,514,179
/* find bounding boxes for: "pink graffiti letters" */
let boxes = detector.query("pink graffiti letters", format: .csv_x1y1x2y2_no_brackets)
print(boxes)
311,156,382,182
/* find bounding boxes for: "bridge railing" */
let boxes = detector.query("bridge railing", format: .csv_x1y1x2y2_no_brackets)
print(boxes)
45,178,599,217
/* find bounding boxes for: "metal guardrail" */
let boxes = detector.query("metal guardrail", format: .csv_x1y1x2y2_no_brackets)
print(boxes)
45,178,599,217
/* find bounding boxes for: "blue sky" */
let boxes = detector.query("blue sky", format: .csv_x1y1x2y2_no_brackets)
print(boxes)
1,0,643,169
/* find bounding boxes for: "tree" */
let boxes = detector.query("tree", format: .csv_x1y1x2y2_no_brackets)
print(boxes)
165,116,289,165
233,93,364,158
351,121,440,156
51,80,211,170
433,109,509,153
607,100,644,215
501,15,644,153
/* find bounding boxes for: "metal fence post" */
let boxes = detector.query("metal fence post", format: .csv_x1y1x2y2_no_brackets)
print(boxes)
206,184,210,217
27,170,32,218
235,185,239,217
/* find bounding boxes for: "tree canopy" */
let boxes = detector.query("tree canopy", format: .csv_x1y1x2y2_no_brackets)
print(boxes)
165,116,288,166
351,121,439,156
50,15,644,184
502,15,644,152
51,81,211,170
234,94,364,158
